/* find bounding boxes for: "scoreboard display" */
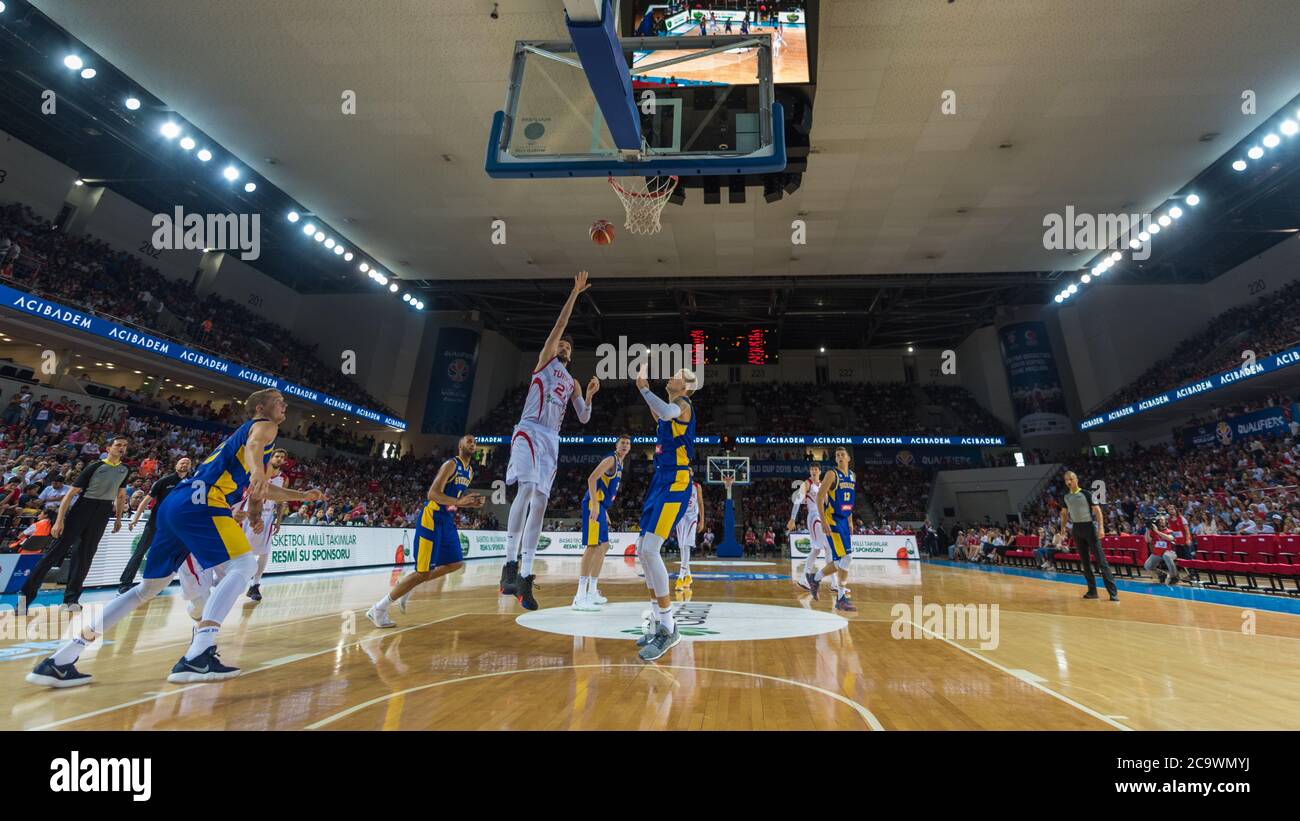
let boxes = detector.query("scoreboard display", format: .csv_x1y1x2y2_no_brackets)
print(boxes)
688,328,778,365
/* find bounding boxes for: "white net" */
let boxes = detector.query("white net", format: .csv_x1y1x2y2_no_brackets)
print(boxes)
609,175,679,235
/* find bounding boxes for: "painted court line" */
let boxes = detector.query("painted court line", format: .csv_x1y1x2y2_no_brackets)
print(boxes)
907,618,1131,731
27,612,471,731
306,663,885,730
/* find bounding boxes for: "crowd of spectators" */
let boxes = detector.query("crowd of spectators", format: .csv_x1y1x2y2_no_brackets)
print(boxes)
1101,278,1300,412
921,384,1011,436
0,201,394,416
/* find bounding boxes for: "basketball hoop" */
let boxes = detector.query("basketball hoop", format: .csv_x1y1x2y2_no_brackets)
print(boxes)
609,175,679,235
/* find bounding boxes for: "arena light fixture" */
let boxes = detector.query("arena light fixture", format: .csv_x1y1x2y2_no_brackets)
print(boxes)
1232,159,1248,171
324,238,336,249
1110,251,1122,261
160,121,182,139
1248,146,1264,160
1081,274,1092,284
74,179,84,186
303,223,316,236
1067,283,1078,295
333,245,344,255
197,149,212,162
125,96,141,111
244,182,256,193
1282,120,1299,136
287,211,300,223
1263,133,1281,149
375,274,388,285
1169,206,1183,219
314,231,325,242
80,68,97,79
402,293,412,303
343,252,353,261
907,346,914,353
1149,223,1161,235
1129,238,1141,249
222,165,240,181
179,137,196,151
819,346,825,353
1186,194,1200,206
1092,264,1104,275
63,55,83,71
389,283,399,293
1157,214,1171,227
0,3,7,13
359,262,369,272
1138,231,1150,242
1054,294,1064,303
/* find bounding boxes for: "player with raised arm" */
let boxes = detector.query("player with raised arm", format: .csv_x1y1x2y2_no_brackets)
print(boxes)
788,462,826,591
367,435,485,627
572,433,629,610
804,447,858,613
499,272,597,612
632,362,699,662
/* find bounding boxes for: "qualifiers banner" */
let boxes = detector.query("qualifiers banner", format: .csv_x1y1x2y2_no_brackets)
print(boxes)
999,322,1071,437
422,326,479,435
79,525,641,588
1081,345,1300,431
0,282,406,431
1181,406,1295,449
788,533,919,560
473,434,1002,447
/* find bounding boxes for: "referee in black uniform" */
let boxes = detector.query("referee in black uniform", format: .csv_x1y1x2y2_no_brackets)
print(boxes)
1060,470,1118,601
20,436,131,610
118,455,192,593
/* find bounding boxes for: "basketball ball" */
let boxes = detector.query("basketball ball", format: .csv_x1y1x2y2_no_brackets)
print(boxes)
590,219,615,245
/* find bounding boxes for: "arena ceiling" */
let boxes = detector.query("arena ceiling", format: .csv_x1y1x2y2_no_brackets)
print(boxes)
6,0,1300,349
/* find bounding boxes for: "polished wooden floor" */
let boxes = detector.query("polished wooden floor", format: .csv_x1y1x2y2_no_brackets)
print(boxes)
3,557,1297,731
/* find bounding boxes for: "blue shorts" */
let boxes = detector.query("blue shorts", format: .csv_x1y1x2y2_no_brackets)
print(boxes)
414,503,463,572
639,467,692,538
581,504,610,546
825,517,853,561
142,490,251,579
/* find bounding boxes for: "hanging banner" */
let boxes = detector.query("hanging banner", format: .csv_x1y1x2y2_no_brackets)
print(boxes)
422,326,479,435
998,321,1071,437
1181,406,1294,449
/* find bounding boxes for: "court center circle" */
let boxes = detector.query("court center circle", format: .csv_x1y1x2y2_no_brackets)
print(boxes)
517,601,847,642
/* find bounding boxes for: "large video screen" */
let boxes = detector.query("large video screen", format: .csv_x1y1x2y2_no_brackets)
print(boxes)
627,1,811,85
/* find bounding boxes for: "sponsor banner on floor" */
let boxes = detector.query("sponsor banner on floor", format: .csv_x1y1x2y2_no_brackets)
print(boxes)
75,525,643,589
787,533,919,560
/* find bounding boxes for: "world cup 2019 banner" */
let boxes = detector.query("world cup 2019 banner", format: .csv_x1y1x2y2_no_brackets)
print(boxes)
1181,405,1297,450
422,326,480,435
998,321,1071,437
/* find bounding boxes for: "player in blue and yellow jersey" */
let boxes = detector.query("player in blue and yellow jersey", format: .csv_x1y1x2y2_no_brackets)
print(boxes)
27,389,325,689
632,362,700,661
571,434,631,611
806,446,858,612
366,434,485,628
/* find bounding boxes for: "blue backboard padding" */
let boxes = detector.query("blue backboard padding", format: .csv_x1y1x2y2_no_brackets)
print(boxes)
566,0,641,151
485,103,787,179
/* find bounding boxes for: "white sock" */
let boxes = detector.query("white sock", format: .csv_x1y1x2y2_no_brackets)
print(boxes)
52,636,89,666
578,576,589,597
375,594,392,611
184,625,218,661
252,554,268,584
656,603,675,632
814,567,826,582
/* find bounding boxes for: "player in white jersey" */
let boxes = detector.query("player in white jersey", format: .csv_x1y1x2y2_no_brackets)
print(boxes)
788,463,827,590
180,448,287,615
674,479,703,589
500,271,598,611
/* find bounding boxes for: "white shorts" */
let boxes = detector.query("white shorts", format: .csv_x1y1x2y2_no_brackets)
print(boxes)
806,512,829,556
506,422,559,495
178,554,221,602
243,516,275,556
675,514,698,549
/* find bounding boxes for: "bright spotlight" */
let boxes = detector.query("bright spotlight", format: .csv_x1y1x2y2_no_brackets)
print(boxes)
819,346,825,353
1263,133,1281,149
1082,274,1093,284
222,166,240,181
160,121,182,139
197,149,212,162
403,293,412,302
1092,265,1104,275
1067,284,1078,295
314,232,325,242
333,245,344,255
359,263,370,272
1054,294,1064,303
0,2,7,12
125,96,141,110
1149,224,1161,235
287,211,300,222
376,274,388,285
1248,146,1264,160
1169,206,1183,219
1232,160,1247,171
324,238,336,249
303,223,316,235
1157,215,1171,227
389,283,399,293
179,136,196,150
343,252,353,261
1110,251,1122,261
1282,120,1299,136
244,182,256,192
80,68,96,79
1128,239,1141,249
64,55,83,71
74,179,85,186
1185,194,1200,206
